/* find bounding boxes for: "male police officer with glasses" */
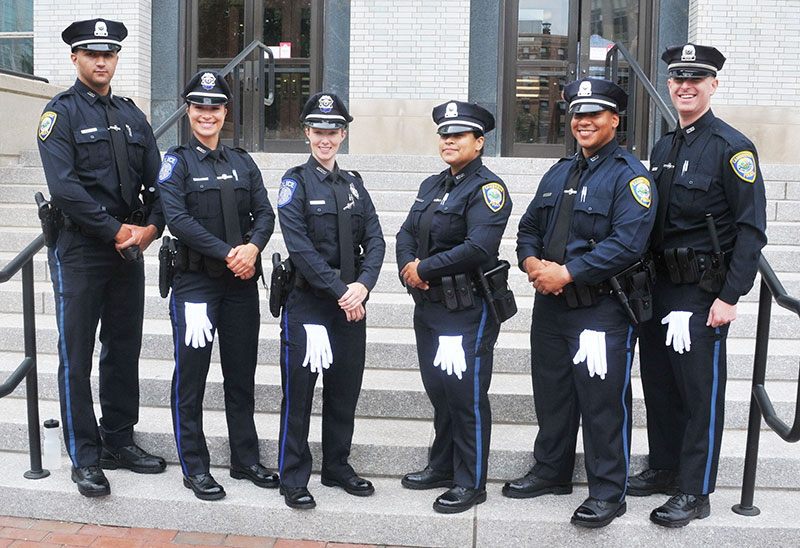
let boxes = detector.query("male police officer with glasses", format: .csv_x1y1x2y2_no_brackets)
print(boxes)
37,18,165,497
631,44,767,527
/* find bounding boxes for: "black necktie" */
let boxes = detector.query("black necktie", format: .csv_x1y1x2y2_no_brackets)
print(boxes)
98,94,134,208
208,149,243,247
544,157,587,263
332,174,355,283
417,173,454,259
651,131,684,249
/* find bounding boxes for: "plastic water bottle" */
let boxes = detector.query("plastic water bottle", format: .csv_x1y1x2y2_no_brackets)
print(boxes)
42,419,61,470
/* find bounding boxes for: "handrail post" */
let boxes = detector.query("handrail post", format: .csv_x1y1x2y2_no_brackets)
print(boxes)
21,259,48,479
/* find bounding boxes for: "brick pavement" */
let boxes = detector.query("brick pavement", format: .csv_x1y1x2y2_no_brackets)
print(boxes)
0,516,420,548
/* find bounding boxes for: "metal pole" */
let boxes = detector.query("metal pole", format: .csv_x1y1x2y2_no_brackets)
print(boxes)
22,259,48,479
732,278,770,516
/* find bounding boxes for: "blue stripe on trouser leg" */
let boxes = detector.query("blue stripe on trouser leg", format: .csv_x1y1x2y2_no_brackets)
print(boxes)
620,325,633,501
472,301,488,489
170,292,188,476
54,247,77,463
279,309,290,474
703,327,721,494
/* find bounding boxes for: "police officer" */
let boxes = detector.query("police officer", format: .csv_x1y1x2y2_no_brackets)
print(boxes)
276,92,385,509
397,101,511,514
37,18,166,497
630,44,767,527
157,71,276,500
505,79,656,527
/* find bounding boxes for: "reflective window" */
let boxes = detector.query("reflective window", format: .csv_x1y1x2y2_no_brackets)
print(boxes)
0,0,33,74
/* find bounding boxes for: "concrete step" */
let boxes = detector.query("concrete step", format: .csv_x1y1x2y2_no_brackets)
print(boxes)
3,449,796,548
2,350,797,428
0,311,799,378
1,395,798,489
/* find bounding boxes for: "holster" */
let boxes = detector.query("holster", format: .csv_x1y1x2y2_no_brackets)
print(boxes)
269,253,295,318
158,235,177,298
480,260,517,323
615,256,656,324
34,192,62,248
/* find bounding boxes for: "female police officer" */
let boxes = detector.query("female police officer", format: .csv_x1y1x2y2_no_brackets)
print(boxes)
396,101,511,514
275,92,385,509
158,71,276,500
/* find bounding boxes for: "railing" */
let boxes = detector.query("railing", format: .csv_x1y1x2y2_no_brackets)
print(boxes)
733,255,800,516
604,42,677,154
0,233,48,479
154,40,275,151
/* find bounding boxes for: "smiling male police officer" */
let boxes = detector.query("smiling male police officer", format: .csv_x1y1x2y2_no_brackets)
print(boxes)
37,18,166,497
630,44,767,527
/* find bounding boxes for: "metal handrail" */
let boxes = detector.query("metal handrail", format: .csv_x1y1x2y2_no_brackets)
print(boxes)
604,42,677,155
733,254,800,517
153,40,275,146
0,233,49,479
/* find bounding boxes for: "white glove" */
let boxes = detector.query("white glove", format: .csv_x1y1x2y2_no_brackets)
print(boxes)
662,311,693,354
433,336,467,380
572,329,608,380
184,302,213,349
302,324,333,374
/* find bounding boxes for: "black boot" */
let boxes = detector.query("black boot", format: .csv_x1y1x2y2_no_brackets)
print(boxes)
650,493,711,527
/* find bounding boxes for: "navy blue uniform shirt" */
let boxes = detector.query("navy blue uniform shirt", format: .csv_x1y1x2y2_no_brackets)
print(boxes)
277,155,385,299
517,139,656,285
396,157,512,280
649,109,767,304
38,78,164,242
158,136,275,260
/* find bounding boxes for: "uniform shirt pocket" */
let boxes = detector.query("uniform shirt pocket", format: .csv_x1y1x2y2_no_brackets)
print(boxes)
124,127,147,170
574,195,612,241
73,128,112,172
233,176,252,218
307,200,338,244
186,177,222,219
433,195,468,248
672,172,715,218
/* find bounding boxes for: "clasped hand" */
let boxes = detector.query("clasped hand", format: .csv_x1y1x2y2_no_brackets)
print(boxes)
226,242,259,279
523,256,572,295
401,259,429,290
114,223,157,257
338,282,368,322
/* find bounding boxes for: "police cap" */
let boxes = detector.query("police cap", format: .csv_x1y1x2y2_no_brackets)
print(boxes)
300,92,353,129
61,19,127,52
662,43,726,78
564,78,627,114
182,70,232,106
432,101,495,135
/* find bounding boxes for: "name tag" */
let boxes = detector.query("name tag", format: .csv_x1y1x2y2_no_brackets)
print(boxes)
80,127,98,134
192,177,209,182
309,200,326,205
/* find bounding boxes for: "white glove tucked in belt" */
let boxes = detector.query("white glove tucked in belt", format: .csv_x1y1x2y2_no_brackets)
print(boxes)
184,302,213,348
572,329,608,380
302,324,333,374
434,335,467,380
662,311,693,354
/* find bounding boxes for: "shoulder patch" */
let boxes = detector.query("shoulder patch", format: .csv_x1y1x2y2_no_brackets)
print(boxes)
38,111,57,141
278,178,298,208
158,154,179,182
730,151,757,183
481,182,505,213
629,177,652,208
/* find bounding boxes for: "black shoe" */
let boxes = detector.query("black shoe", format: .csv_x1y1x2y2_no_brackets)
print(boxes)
280,485,316,509
100,444,166,474
627,468,679,497
502,471,572,499
401,466,453,490
183,473,226,501
230,463,279,488
71,465,110,497
571,497,627,528
321,474,375,496
433,486,487,514
650,492,711,527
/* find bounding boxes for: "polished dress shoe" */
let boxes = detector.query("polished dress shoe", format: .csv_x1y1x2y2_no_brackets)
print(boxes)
71,465,110,497
401,466,453,490
433,486,487,514
627,468,678,497
321,474,375,496
502,471,572,499
100,444,166,474
650,492,710,527
280,485,316,509
183,473,226,501
230,463,279,488
571,497,627,528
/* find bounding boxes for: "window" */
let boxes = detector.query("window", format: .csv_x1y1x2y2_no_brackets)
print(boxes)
0,0,33,74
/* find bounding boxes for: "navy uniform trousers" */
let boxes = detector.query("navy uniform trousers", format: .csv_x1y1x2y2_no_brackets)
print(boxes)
639,277,727,495
414,299,500,490
169,269,261,476
278,287,366,488
531,293,634,502
48,229,144,467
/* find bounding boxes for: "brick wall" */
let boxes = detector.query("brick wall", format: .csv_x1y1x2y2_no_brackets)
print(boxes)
33,1,152,108
349,0,470,101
